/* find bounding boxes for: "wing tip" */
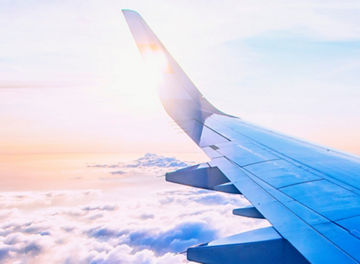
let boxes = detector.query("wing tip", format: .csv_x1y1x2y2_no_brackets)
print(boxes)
121,9,140,16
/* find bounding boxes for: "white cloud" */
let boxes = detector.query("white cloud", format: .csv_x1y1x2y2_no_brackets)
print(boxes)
88,153,192,177
124,153,189,168
0,185,268,263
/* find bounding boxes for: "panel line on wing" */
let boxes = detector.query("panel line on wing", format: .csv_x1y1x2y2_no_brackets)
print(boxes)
276,178,324,189
225,120,360,195
194,119,231,142
242,160,360,224
211,156,359,263
206,116,360,196
236,159,360,261
240,158,281,168
226,157,360,262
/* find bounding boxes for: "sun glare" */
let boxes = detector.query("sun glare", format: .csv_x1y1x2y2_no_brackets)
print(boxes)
92,40,171,117
141,45,169,86
98,43,170,114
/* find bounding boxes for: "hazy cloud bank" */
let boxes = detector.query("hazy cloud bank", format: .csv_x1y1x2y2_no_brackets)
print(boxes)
0,188,267,264
0,153,268,263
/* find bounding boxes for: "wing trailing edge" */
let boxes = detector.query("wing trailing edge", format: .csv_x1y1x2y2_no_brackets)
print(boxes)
187,227,309,264
233,206,265,219
165,163,242,195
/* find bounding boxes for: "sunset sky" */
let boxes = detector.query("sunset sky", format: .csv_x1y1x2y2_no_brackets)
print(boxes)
1,1,360,263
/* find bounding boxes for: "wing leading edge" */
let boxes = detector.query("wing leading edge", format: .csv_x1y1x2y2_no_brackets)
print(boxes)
122,10,360,264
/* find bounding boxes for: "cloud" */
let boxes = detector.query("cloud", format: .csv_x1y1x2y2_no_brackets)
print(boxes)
125,221,217,255
0,186,268,263
109,170,126,175
139,213,154,220
90,245,186,264
87,221,217,255
82,205,118,212
124,153,189,168
87,164,120,169
88,153,191,176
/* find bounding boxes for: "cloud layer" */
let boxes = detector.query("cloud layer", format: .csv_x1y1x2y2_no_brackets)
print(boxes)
0,188,267,264
0,153,268,263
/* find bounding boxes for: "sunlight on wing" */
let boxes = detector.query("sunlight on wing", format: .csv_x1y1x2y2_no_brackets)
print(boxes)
140,44,169,86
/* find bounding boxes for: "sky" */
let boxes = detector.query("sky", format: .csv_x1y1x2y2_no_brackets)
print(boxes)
1,0,360,155
1,0,360,263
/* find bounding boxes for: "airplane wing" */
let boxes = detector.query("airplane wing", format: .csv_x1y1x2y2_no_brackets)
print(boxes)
122,9,360,264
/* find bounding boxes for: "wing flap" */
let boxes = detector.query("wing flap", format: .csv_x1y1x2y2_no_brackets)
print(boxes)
165,163,241,194
233,206,264,219
213,182,241,194
187,227,309,264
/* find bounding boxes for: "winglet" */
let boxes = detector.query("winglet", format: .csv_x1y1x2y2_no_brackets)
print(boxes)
122,9,163,53
122,10,231,146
